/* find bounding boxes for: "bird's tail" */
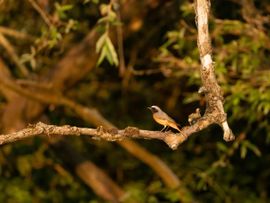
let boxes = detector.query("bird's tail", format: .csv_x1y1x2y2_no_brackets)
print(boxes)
168,121,181,132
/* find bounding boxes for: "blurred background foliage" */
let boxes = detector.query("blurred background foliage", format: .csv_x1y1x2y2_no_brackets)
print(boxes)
0,0,270,202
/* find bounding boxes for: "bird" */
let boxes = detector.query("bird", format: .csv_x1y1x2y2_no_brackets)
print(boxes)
148,105,181,132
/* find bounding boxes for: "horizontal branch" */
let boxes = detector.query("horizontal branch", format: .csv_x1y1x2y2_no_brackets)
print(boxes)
0,118,217,150
0,26,34,40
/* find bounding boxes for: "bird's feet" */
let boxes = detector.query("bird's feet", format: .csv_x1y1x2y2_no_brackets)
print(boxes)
161,126,168,132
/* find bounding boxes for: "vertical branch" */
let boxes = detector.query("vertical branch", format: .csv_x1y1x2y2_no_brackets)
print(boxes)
113,0,126,76
194,0,235,141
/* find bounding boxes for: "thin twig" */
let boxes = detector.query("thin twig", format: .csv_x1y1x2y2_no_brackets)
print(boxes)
16,79,53,90
0,26,34,40
0,33,29,76
27,0,53,28
113,0,126,76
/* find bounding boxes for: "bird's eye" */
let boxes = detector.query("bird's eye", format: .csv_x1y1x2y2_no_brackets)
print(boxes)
152,107,158,112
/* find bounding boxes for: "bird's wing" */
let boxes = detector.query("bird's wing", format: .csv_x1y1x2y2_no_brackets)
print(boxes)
161,113,181,131
160,112,178,124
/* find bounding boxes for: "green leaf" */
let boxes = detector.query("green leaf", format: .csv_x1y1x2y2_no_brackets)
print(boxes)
216,142,228,152
105,37,119,66
55,3,73,19
96,33,107,53
99,4,109,16
97,45,107,66
108,10,117,22
60,4,73,11
16,156,32,176
104,43,114,65
97,16,110,24
240,144,247,159
96,33,119,66
165,190,180,202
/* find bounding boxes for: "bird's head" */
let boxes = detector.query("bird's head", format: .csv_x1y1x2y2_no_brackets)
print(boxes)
148,105,161,113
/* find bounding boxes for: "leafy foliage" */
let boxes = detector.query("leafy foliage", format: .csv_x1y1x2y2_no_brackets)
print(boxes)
96,2,119,66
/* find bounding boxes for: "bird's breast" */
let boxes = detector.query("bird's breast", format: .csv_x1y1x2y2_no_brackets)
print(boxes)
153,114,168,126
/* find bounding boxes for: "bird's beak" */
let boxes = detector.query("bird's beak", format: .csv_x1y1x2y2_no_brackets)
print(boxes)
148,107,153,112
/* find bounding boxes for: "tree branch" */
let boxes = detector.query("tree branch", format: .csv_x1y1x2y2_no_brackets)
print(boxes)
0,113,224,151
0,122,192,150
194,0,235,141
0,26,34,40
0,33,29,76
27,0,53,28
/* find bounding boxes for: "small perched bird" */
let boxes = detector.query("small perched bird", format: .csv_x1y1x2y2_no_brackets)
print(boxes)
148,105,181,132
